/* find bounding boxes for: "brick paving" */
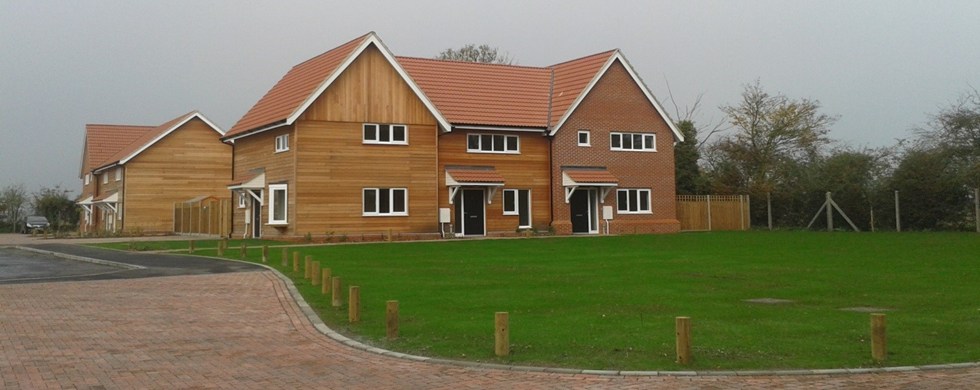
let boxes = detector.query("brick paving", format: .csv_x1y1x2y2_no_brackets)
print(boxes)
1,271,977,389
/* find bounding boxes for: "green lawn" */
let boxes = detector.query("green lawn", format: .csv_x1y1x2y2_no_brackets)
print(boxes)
92,238,284,252
97,232,980,370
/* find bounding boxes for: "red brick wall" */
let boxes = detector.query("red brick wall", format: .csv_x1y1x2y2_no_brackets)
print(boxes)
550,60,680,235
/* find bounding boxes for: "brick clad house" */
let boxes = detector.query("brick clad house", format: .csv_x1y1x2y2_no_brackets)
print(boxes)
224,32,681,239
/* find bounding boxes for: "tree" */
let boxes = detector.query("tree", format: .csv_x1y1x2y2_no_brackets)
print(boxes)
674,120,705,194
437,44,513,64
888,147,971,230
0,183,29,232
31,185,79,231
920,88,980,189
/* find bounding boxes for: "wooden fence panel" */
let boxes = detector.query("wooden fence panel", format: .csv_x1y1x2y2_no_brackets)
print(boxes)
172,199,231,236
676,195,750,231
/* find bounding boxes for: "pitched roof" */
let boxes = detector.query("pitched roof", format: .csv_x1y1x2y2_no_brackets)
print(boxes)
81,124,154,176
89,111,224,172
224,32,680,140
398,57,552,128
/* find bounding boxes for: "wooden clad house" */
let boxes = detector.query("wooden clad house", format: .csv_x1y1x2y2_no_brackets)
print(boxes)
224,32,682,239
77,111,231,234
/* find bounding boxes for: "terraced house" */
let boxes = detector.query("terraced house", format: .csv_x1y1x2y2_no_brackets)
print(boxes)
77,111,231,234
223,32,682,239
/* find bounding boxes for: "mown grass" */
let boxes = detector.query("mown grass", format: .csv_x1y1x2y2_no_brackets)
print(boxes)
92,238,283,251
97,232,980,370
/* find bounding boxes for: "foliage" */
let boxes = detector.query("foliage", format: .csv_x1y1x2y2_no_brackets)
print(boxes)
888,147,972,230
673,120,706,194
31,185,79,231
436,44,513,64
179,233,980,371
0,183,29,232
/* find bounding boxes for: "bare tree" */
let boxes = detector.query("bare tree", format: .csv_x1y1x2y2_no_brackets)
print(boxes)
437,44,514,64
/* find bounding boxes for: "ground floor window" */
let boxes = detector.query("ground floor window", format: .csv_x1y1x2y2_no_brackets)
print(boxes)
503,189,531,228
363,188,408,216
269,184,288,224
617,189,651,214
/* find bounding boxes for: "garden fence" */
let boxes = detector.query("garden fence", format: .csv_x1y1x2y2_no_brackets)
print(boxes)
173,197,231,236
676,195,750,231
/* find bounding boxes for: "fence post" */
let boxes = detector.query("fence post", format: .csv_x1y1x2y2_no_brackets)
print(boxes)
706,195,712,231
331,277,343,307
311,262,320,286
676,316,692,365
895,190,901,232
974,188,979,233
240,242,247,259
261,245,268,263
188,240,195,254
321,268,331,294
495,312,509,357
293,252,300,273
767,192,773,231
871,313,887,363
826,192,834,232
348,286,360,322
386,300,399,340
304,255,312,279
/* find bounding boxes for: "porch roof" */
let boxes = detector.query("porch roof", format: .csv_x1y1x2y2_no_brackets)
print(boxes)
93,191,118,203
562,169,619,187
228,170,266,190
446,167,505,186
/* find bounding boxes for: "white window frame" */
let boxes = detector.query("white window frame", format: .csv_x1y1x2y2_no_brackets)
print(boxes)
466,133,520,154
115,167,122,182
617,189,652,214
275,134,289,153
578,130,591,146
363,123,408,145
362,188,408,216
268,184,288,225
610,132,656,152
84,173,91,185
102,173,108,184
502,189,532,228
238,192,247,208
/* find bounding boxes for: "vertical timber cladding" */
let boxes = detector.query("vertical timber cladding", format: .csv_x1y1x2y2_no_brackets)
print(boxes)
293,44,439,235
551,60,680,234
437,131,551,234
123,118,232,234
231,127,295,238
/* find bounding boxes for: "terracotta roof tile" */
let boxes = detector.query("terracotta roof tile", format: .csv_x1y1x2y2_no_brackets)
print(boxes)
82,125,154,175
94,112,201,170
225,33,371,137
447,168,505,183
398,57,552,128
565,169,619,184
549,50,616,127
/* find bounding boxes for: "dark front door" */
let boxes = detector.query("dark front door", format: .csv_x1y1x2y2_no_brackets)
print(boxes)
570,189,596,234
461,189,485,236
251,196,262,238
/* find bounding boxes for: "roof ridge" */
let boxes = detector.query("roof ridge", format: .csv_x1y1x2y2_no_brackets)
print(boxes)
290,32,373,69
548,49,618,68
396,55,546,71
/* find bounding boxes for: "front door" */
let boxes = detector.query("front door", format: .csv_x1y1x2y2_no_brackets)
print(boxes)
570,188,597,234
251,196,262,238
455,189,485,236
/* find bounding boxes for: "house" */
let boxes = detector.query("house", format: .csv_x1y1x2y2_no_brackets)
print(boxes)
77,111,231,234
223,32,682,239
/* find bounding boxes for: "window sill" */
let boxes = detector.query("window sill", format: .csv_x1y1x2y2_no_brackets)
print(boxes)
362,141,409,146
610,148,657,153
266,222,289,227
616,211,653,215
362,213,409,217
466,150,520,155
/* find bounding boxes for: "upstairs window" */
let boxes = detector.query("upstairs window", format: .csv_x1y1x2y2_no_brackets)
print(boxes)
610,132,656,152
84,174,91,185
268,184,288,224
115,167,122,181
275,134,289,153
467,133,519,153
363,188,408,216
363,124,408,145
578,130,591,146
102,173,108,184
617,189,652,214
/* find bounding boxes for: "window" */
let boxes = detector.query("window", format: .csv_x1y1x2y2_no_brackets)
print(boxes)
578,130,591,146
115,167,122,182
363,188,408,216
275,134,289,152
503,189,532,228
466,133,519,153
610,132,656,152
268,184,288,224
617,189,652,214
238,193,247,208
363,124,408,145
84,174,91,185
102,173,108,184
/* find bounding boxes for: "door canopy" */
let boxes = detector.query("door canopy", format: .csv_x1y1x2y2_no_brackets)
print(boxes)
562,168,618,203
446,167,505,205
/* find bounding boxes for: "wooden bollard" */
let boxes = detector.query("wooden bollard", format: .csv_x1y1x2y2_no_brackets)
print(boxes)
304,255,312,279
321,268,331,294
261,245,268,263
387,228,393,242
349,286,361,323
676,316,692,365
240,242,247,259
221,238,228,252
188,240,195,254
331,277,342,307
217,240,224,256
386,300,399,340
281,248,288,267
871,313,887,363
495,312,509,356
293,252,300,272
311,262,321,286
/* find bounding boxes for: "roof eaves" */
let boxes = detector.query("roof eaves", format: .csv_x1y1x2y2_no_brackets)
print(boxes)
117,111,224,166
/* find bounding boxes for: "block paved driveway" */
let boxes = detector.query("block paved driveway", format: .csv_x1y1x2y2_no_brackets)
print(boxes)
1,243,977,389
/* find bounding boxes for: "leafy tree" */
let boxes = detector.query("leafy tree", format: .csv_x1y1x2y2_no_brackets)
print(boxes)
0,183,29,232
888,147,971,230
31,185,79,231
437,44,513,64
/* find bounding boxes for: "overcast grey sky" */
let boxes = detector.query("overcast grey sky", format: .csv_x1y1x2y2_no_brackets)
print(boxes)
2,0,979,194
